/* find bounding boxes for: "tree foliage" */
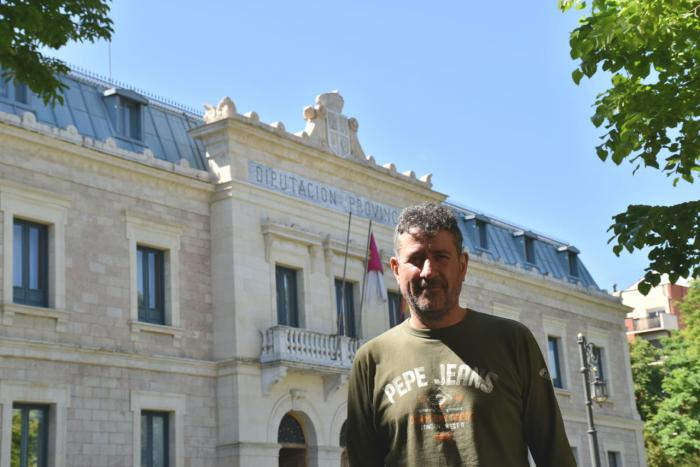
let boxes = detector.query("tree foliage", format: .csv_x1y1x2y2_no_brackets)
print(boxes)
560,0,700,294
629,338,663,421
0,0,113,104
629,281,700,466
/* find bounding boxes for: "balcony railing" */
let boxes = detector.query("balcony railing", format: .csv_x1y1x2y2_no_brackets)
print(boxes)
631,313,679,333
261,325,361,371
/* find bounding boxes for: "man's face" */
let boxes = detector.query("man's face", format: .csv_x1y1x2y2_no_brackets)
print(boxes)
390,228,468,326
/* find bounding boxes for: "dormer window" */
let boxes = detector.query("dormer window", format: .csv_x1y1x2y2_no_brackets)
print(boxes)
103,88,148,142
464,214,489,251
525,235,536,264
14,82,28,105
558,245,580,278
0,68,29,105
121,99,141,140
514,230,537,265
476,218,488,250
568,251,579,277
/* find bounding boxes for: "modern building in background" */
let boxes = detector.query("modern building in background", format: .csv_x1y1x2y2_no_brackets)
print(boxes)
619,275,690,345
0,69,645,466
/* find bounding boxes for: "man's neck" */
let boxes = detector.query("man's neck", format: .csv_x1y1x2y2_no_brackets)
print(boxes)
409,307,468,330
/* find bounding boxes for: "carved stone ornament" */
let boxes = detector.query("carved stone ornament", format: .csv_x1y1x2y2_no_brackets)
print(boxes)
301,92,366,162
203,97,237,124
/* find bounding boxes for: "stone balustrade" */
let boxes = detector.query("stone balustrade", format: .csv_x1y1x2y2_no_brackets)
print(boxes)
261,325,360,371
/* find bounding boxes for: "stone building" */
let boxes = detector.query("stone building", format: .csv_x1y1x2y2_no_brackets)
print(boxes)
0,70,645,466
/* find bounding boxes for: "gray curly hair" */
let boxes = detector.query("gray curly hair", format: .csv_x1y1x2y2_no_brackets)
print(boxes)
393,202,463,255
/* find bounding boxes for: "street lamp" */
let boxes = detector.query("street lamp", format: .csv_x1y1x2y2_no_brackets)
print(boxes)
577,332,608,467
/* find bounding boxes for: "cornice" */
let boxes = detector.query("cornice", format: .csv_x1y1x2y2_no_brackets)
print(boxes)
0,113,215,193
467,254,627,314
0,336,216,377
191,116,444,203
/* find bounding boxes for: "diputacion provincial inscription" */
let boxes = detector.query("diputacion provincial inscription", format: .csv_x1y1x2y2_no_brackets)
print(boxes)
247,161,400,226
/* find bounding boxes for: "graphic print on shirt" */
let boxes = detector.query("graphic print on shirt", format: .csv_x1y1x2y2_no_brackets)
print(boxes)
382,362,499,441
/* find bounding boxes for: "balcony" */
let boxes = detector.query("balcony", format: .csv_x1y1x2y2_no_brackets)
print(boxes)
260,325,362,396
629,313,679,334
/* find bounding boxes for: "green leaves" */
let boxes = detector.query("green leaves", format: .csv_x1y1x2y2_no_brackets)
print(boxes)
564,0,700,180
608,201,700,294
0,0,114,104
563,0,700,290
630,281,700,466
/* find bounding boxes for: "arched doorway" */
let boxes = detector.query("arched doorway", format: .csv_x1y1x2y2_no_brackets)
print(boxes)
339,421,348,467
278,413,307,467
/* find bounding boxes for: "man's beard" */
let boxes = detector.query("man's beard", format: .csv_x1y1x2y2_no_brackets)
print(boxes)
406,278,451,322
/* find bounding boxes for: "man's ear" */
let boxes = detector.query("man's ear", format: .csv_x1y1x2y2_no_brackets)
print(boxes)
390,256,400,279
460,251,469,278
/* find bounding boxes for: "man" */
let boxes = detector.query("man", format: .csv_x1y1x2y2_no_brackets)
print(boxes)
347,202,576,466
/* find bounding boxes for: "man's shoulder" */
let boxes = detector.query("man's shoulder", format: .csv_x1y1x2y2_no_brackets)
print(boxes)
468,309,533,339
355,321,410,360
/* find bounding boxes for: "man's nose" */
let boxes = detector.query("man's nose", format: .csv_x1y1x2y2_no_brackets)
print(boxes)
420,258,436,278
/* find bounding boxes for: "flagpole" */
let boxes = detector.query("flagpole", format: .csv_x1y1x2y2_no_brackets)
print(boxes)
339,212,352,336
358,220,373,334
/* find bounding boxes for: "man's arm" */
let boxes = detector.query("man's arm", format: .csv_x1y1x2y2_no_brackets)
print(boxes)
521,329,577,467
346,349,385,467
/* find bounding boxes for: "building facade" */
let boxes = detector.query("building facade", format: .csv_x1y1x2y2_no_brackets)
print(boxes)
620,275,689,345
0,71,645,466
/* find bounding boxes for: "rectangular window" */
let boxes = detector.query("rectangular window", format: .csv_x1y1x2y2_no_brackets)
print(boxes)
122,100,142,140
12,404,49,467
13,219,48,307
335,279,356,338
141,411,169,467
607,450,621,467
137,246,165,324
525,236,536,264
476,219,488,249
547,336,563,388
387,291,403,327
276,266,299,327
568,251,579,277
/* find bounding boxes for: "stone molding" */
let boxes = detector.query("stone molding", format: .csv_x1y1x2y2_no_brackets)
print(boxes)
0,336,216,377
124,211,183,334
559,409,644,431
130,390,186,467
542,316,572,390
468,257,627,321
0,302,68,332
0,111,211,183
190,101,437,196
0,181,70,310
0,380,70,467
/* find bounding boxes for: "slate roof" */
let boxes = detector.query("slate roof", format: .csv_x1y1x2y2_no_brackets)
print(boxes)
449,202,600,290
0,68,207,170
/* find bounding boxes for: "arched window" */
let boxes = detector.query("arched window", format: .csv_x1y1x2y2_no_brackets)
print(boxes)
278,413,307,467
278,414,305,445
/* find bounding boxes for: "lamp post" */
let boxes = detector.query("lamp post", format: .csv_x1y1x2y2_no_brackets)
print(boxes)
577,332,608,467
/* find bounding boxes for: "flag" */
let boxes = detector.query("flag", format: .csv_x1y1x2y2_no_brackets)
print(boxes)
364,233,387,305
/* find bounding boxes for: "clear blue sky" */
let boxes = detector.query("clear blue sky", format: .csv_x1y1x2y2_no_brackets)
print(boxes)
48,1,698,292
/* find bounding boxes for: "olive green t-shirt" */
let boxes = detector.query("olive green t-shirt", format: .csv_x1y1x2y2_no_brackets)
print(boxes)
347,310,576,466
